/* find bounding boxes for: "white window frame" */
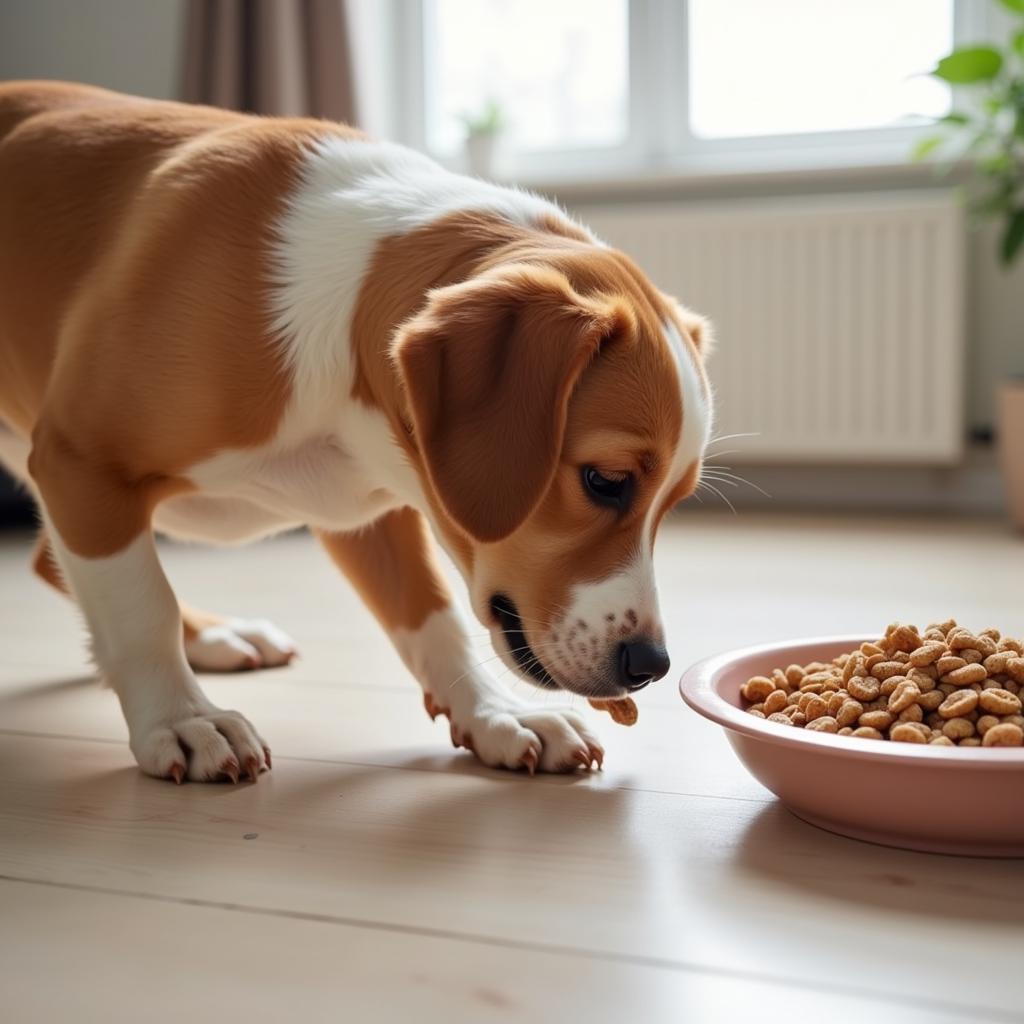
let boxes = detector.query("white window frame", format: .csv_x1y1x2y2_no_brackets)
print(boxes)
390,0,1000,185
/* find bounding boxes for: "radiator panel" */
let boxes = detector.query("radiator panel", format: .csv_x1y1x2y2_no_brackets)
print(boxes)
574,192,965,463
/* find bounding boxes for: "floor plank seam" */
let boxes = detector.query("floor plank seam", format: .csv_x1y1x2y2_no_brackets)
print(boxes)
0,729,773,804
0,873,1012,1022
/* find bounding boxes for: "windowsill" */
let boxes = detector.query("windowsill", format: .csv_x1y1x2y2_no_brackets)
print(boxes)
424,122,970,203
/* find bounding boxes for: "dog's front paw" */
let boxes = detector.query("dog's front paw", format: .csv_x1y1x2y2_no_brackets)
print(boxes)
185,617,297,672
433,697,603,774
130,706,271,784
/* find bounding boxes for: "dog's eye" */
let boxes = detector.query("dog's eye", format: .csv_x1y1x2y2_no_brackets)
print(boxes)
582,466,632,509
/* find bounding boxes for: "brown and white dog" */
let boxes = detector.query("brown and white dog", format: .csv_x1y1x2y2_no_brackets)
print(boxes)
0,82,712,782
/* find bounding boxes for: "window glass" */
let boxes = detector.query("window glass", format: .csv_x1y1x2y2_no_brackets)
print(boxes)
688,0,954,139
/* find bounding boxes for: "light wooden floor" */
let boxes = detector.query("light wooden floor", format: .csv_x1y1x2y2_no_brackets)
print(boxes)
1,511,1022,1024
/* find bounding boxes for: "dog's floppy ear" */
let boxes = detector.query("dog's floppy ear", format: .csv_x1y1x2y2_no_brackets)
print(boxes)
393,264,632,542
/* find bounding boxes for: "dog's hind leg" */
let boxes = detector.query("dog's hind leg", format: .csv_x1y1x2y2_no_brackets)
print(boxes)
180,603,296,673
31,528,295,673
31,529,66,592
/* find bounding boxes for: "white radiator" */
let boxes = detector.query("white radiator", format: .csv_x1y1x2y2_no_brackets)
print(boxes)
574,191,966,464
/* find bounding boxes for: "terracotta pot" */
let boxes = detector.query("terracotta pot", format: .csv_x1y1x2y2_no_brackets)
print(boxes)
999,380,1024,531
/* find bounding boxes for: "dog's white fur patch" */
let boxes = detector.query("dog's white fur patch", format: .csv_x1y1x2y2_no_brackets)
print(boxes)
270,137,588,402
661,315,713,494
185,618,296,672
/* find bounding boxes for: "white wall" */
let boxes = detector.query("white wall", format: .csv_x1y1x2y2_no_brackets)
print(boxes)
347,0,400,140
0,0,184,100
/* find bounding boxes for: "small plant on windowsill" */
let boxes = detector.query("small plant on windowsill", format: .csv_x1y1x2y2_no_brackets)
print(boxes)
459,98,506,180
912,0,1024,531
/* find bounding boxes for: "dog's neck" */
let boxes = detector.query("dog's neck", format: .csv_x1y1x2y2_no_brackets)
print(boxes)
349,210,598,436
349,211,523,436
337,202,602,566
339,212,520,560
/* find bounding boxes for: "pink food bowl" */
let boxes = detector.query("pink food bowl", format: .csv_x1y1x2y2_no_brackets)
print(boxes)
679,636,1024,857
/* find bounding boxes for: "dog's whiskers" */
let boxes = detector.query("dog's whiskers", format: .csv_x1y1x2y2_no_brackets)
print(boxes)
697,479,738,515
706,430,760,446
702,467,771,499
701,471,740,487
500,601,572,631
444,637,567,691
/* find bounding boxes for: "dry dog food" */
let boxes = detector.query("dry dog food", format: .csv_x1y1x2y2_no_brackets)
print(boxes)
589,696,639,726
741,620,1024,747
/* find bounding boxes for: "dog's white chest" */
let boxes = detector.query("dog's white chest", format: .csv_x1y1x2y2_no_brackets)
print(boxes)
185,436,403,535
251,434,407,528
175,394,422,544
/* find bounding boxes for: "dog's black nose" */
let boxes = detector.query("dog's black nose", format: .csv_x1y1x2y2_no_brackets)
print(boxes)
617,640,671,691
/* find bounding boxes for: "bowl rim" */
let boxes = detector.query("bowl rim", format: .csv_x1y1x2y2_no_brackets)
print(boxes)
679,634,1024,769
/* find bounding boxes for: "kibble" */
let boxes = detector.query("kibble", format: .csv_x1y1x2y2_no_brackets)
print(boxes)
890,723,927,743
982,723,1024,747
978,688,1021,715
589,697,638,726
740,621,1024,748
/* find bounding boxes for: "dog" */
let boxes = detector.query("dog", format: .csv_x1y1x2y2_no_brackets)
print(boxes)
0,82,712,782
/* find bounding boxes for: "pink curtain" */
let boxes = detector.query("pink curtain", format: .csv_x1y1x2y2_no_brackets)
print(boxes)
181,0,359,125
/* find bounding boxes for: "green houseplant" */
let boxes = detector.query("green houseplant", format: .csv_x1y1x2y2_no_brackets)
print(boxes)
914,0,1024,530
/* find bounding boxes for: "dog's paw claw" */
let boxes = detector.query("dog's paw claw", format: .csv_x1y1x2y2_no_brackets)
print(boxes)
424,693,449,721
574,748,593,770
441,701,604,776
243,756,261,782
132,708,268,784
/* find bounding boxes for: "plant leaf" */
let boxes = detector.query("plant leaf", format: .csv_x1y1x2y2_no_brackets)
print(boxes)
931,47,1004,84
941,111,971,125
980,151,1013,173
998,0,1024,15
971,190,1013,217
1015,29,1024,59
1000,209,1024,266
910,134,946,161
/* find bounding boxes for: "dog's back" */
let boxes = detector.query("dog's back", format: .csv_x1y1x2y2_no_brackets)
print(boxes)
0,80,114,140
0,83,231,430
0,82,356,438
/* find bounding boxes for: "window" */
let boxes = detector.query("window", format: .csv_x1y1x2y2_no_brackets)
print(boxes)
688,0,952,139
400,0,980,180
424,0,629,155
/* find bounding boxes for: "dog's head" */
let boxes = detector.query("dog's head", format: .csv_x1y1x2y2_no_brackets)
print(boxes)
393,248,711,699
